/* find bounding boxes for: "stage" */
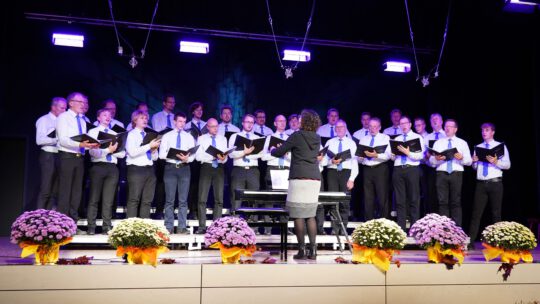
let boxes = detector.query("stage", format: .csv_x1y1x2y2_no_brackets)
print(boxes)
0,238,539,304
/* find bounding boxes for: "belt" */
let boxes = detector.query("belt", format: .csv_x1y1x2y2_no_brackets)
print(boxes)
202,162,224,168
395,164,416,169
93,162,117,166
437,171,463,175
236,166,257,170
127,164,153,168
478,177,502,183
58,151,83,158
364,163,386,169
267,165,290,170
166,162,188,168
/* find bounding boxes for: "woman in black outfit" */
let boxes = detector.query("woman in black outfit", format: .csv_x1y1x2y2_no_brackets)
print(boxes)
271,109,322,260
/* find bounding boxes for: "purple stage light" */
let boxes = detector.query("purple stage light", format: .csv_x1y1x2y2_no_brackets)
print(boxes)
383,61,411,73
52,33,84,48
179,41,209,54
283,50,311,62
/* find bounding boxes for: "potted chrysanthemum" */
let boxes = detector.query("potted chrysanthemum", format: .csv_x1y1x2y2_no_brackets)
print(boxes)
350,218,407,272
204,216,257,264
10,209,77,265
481,221,537,280
108,218,170,266
409,213,468,269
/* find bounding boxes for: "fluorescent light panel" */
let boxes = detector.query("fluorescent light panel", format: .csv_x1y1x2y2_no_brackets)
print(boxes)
283,50,311,62
52,33,84,48
383,61,411,73
179,41,209,54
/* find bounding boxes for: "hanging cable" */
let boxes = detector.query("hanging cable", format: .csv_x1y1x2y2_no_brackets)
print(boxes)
433,0,452,78
141,0,160,58
404,0,421,81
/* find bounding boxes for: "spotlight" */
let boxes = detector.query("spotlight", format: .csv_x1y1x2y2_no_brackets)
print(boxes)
383,61,411,73
52,33,84,48
283,50,311,62
179,41,209,54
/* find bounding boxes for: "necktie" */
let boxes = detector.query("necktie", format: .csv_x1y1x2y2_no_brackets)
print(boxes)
400,134,407,165
104,128,112,162
176,131,182,164
260,125,264,135
365,130,368,136
435,133,440,140
278,133,284,167
446,139,453,173
166,114,172,128
225,124,229,132
211,136,218,168
109,123,112,129
482,143,489,177
141,131,152,160
394,127,398,135
337,139,343,171
330,126,335,138
243,133,250,163
198,122,201,130
76,115,85,154
368,135,375,160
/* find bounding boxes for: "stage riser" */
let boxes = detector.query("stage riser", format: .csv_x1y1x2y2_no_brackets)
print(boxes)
1,264,539,304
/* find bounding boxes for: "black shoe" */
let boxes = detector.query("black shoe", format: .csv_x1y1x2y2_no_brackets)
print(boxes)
264,229,272,235
195,228,206,234
101,228,110,235
76,229,87,235
318,230,327,235
87,228,95,235
177,228,190,235
307,244,317,260
293,244,306,260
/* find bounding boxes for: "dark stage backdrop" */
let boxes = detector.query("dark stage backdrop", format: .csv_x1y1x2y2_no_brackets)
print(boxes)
1,2,539,236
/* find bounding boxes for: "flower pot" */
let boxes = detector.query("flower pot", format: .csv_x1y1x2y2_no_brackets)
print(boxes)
116,246,169,266
35,245,60,265
351,244,394,272
220,250,242,264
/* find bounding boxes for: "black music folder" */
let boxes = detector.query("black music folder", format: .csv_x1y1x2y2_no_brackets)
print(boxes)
389,138,422,156
320,136,331,146
206,145,236,158
356,144,388,157
253,131,266,138
166,145,200,159
268,136,286,149
188,125,208,139
233,135,266,154
98,131,128,151
475,143,505,162
224,131,236,142
428,140,437,149
318,146,329,156
327,149,352,161
70,134,111,145
111,124,127,134
388,134,401,140
47,129,56,138
140,131,163,146
427,147,458,161
84,121,94,132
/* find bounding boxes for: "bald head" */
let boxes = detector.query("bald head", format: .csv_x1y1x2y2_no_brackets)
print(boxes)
206,118,219,135
274,114,287,132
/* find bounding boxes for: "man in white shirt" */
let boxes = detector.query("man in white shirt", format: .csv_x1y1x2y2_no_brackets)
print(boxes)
159,112,196,234
126,102,150,131
323,119,358,235
383,108,403,138
468,122,511,245
86,109,125,235
56,92,99,223
352,112,372,141
253,109,273,136
317,108,351,143
429,119,472,226
151,94,176,132
93,99,125,130
414,117,429,139
357,117,392,220
284,114,300,135
195,118,228,234
413,117,430,217
35,97,67,210
185,101,206,133
228,114,264,213
423,113,446,214
125,110,161,218
391,116,425,230
218,105,240,137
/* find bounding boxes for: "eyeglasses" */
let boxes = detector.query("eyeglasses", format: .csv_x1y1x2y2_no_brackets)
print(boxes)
399,122,411,126
70,99,85,103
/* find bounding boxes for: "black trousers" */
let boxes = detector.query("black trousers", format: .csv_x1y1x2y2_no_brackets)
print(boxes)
363,164,389,220
392,166,420,230
127,165,156,218
37,150,59,210
153,159,166,216
425,165,439,214
57,152,85,221
325,168,351,232
87,163,119,230
188,161,201,220
468,179,503,242
198,163,225,229
230,167,260,213
436,171,464,226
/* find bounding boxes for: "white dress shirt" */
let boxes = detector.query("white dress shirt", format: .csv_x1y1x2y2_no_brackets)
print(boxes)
324,136,359,182
254,124,273,136
228,131,263,167
472,140,511,180
126,128,158,166
159,129,196,164
284,128,299,136
196,133,229,164
383,125,403,137
151,110,175,132
391,131,425,167
317,123,351,138
352,128,370,141
93,118,125,129
261,132,291,167
87,125,126,164
185,119,207,132
36,112,59,153
218,122,240,136
429,135,472,172
358,132,391,166
57,109,88,154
